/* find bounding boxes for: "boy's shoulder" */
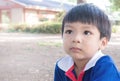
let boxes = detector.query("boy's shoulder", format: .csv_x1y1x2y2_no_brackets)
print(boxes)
96,55,114,65
83,55,120,81
55,53,118,72
94,55,120,74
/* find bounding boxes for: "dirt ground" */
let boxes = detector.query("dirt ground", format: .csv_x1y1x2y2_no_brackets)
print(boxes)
0,32,120,81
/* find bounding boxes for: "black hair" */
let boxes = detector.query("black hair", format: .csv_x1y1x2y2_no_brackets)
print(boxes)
62,3,111,41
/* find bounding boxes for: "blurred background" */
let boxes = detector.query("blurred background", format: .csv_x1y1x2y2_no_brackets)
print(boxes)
0,0,120,81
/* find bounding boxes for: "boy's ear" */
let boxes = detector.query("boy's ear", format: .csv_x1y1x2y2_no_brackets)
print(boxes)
99,37,108,50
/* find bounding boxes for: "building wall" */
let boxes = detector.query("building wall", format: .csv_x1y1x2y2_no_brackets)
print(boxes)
0,0,12,6
0,10,1,23
24,9,58,23
24,9,39,24
1,10,10,23
38,10,58,21
0,0,60,25
11,8,24,24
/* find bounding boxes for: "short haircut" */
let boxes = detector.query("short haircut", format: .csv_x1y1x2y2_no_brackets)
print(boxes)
62,3,111,41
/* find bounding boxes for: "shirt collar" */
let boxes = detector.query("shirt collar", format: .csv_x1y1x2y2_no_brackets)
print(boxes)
58,50,104,72
84,50,104,71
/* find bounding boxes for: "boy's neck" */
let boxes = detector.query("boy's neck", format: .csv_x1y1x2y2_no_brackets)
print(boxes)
74,59,89,78
74,50,104,77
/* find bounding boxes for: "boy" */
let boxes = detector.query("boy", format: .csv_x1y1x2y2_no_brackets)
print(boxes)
54,3,120,81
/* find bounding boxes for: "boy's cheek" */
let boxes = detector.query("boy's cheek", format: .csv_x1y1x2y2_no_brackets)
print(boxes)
63,36,70,42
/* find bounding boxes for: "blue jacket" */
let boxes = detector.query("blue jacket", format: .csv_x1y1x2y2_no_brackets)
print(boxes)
54,51,120,81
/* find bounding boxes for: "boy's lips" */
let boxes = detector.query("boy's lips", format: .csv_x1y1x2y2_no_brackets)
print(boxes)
70,47,82,53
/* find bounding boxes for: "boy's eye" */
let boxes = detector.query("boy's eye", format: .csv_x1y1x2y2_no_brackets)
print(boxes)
65,30,72,34
84,31,92,35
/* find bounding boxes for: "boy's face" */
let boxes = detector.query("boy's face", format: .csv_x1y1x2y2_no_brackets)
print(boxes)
63,22,108,61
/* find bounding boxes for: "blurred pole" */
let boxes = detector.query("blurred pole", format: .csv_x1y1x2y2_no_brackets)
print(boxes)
77,0,86,4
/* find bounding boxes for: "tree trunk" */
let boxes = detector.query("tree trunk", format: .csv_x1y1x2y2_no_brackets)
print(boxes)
77,0,86,4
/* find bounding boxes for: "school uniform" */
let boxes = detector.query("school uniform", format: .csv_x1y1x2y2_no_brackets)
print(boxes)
54,51,120,81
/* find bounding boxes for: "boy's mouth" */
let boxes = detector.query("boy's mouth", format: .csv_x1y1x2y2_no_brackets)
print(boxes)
70,47,82,53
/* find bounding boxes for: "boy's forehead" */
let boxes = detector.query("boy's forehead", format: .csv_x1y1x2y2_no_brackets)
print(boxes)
64,22,97,29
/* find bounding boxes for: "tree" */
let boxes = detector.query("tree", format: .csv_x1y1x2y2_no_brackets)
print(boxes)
110,0,120,11
55,11,65,22
77,0,86,4
59,0,86,4
67,0,76,3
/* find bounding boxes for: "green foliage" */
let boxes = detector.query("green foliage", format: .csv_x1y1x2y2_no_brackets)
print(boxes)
9,24,30,32
66,0,77,3
9,22,62,34
112,25,120,33
110,0,120,11
32,22,62,34
9,22,120,34
55,11,65,22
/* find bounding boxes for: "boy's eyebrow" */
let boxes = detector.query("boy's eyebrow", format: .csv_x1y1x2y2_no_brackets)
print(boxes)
64,24,72,27
64,24,94,28
81,25,93,29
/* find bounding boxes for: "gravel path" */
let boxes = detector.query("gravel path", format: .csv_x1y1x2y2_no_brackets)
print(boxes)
0,33,120,81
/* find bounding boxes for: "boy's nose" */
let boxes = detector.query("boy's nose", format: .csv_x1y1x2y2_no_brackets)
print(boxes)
72,34,82,43
73,40,80,43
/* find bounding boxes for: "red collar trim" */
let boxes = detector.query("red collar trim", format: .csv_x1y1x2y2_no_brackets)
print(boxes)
65,65,85,81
